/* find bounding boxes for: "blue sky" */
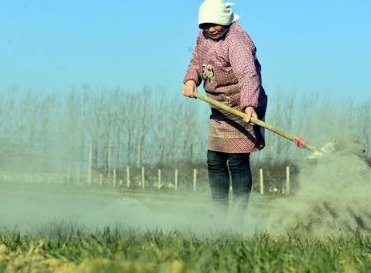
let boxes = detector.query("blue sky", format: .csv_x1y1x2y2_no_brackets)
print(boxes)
0,0,370,101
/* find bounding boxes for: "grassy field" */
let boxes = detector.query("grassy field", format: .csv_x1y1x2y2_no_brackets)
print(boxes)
1,228,371,273
1,183,371,272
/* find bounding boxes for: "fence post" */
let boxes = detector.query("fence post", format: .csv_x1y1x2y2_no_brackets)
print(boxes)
260,168,264,195
158,169,162,189
87,145,93,186
286,166,290,195
100,173,103,187
175,169,178,190
126,166,130,189
141,167,145,189
113,169,117,188
193,169,197,191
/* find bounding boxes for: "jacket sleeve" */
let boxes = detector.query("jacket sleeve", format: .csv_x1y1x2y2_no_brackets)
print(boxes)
183,32,203,86
229,37,261,110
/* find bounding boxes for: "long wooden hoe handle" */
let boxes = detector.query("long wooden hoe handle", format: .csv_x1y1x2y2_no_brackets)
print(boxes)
193,92,314,151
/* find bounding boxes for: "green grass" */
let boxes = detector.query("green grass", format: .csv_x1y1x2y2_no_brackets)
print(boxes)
1,183,371,272
1,227,371,273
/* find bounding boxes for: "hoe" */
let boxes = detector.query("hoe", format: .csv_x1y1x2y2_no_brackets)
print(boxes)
193,91,337,159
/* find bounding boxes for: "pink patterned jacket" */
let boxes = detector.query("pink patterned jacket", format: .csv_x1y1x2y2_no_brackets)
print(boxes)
184,22,268,153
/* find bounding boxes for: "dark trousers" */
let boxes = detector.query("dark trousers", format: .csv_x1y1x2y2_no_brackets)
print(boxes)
207,150,252,212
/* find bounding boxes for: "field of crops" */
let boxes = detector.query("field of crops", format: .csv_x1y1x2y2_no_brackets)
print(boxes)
1,227,371,273
1,182,371,273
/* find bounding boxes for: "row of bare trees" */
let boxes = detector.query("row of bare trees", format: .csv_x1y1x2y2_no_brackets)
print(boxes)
0,86,369,175
0,86,209,173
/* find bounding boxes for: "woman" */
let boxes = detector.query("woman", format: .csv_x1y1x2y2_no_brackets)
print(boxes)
182,0,268,215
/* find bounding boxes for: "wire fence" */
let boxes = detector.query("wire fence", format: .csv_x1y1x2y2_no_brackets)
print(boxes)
0,163,295,195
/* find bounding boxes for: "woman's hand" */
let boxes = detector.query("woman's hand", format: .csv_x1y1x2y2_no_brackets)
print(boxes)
244,106,257,124
182,80,196,98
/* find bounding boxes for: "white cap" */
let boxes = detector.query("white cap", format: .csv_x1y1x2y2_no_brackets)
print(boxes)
198,0,240,28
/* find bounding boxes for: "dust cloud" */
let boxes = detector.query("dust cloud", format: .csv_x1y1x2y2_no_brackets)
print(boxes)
0,182,244,237
0,135,370,238
263,134,371,237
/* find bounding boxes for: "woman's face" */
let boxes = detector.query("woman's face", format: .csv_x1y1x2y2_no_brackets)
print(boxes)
200,23,227,40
